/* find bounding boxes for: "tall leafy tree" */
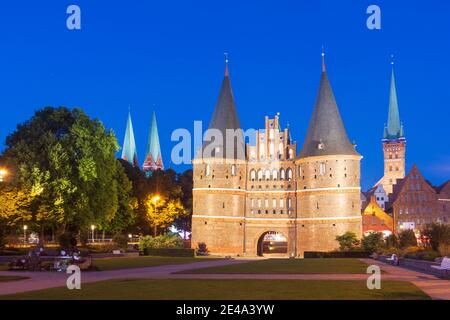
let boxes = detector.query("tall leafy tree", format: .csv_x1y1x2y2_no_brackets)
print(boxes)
1,107,134,237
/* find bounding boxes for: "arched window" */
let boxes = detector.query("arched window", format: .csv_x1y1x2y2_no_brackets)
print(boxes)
287,198,292,209
272,198,277,208
250,169,256,181
286,168,293,181
280,198,285,208
265,169,271,181
205,164,211,176
231,165,236,176
272,169,278,181
289,149,294,159
257,169,263,181
280,169,285,180
251,198,254,208
265,198,269,208
258,199,262,208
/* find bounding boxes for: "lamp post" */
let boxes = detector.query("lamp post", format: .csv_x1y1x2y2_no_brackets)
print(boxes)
0,168,7,183
152,195,160,236
91,225,95,243
23,225,28,244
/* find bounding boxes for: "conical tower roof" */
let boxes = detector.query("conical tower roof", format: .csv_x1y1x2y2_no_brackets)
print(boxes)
201,59,245,159
143,111,164,173
299,52,359,158
383,63,405,140
121,110,139,167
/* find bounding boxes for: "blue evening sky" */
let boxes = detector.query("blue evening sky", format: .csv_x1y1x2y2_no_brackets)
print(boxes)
0,0,449,190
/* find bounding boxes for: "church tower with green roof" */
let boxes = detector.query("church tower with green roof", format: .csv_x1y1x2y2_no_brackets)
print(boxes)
121,110,139,167
143,111,164,176
381,62,406,194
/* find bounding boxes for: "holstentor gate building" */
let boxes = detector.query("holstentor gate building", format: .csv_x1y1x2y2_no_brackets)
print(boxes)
192,53,362,257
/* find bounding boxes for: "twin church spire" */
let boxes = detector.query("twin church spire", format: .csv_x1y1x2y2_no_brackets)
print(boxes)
121,109,164,175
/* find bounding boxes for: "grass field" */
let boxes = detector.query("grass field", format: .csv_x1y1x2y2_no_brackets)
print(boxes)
0,275,29,282
178,258,371,274
0,279,429,300
92,256,218,271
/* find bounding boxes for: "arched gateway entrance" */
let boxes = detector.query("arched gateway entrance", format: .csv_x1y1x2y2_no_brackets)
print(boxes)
257,231,288,256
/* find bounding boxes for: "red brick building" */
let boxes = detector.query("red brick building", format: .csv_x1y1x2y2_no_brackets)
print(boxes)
388,165,450,232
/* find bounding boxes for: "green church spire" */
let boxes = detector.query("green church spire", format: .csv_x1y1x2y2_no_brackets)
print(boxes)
121,110,139,167
143,111,164,175
383,62,405,140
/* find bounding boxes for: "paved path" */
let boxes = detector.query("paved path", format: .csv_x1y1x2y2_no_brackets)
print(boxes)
1,258,449,299
0,259,250,296
359,258,450,300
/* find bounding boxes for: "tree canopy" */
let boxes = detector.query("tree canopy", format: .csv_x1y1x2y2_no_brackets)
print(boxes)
0,107,135,236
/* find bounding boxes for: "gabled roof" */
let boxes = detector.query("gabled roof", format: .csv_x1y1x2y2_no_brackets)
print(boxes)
390,164,437,204
434,180,450,194
201,62,245,159
299,53,359,158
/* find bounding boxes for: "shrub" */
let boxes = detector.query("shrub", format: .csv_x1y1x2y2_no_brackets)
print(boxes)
196,242,209,256
385,234,399,248
421,223,450,252
361,232,385,253
335,232,360,251
438,243,450,257
139,233,183,251
58,232,77,249
398,229,417,248
113,233,129,250
404,249,441,261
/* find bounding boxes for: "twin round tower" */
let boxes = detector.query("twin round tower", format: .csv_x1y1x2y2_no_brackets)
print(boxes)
192,53,362,257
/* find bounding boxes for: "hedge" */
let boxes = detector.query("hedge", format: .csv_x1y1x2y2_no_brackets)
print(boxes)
304,251,371,258
143,248,195,257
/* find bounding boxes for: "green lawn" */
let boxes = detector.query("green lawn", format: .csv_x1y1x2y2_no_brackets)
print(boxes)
92,256,218,271
0,279,429,300
178,258,371,274
0,276,29,282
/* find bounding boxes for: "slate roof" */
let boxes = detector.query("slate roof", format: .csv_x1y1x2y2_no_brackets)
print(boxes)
299,56,359,158
201,63,245,159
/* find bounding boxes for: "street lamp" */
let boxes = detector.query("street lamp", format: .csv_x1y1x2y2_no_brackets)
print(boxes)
0,168,8,183
23,225,28,244
152,195,160,236
91,225,96,243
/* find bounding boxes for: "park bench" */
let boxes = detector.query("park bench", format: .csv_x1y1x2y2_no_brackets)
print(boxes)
431,257,450,275
385,254,399,266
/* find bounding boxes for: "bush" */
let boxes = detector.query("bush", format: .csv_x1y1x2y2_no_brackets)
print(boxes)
385,234,399,248
398,229,417,248
113,233,128,250
304,251,370,258
404,249,441,261
139,233,183,251
421,223,450,252
361,232,385,253
143,248,195,257
196,242,208,256
438,243,450,257
335,232,360,251
58,232,77,249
